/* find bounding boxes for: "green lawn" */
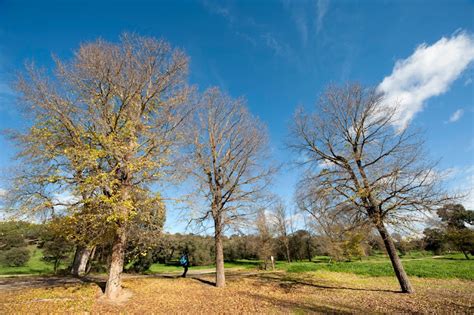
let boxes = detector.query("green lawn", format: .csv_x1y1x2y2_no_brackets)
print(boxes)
145,253,473,280
2,247,472,280
0,246,55,275
146,259,259,274
278,253,474,280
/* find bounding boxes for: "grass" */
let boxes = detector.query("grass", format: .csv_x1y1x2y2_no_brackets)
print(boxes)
278,253,474,280
2,247,472,280
0,246,55,275
145,251,473,280
147,259,259,273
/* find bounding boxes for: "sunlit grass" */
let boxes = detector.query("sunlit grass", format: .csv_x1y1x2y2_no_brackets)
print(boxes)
2,247,472,280
278,254,474,280
0,246,53,275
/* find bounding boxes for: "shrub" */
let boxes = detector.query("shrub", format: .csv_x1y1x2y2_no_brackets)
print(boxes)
0,247,30,267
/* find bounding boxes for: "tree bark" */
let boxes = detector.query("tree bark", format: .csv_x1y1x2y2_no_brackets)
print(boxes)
214,216,225,288
376,223,414,293
85,246,96,274
105,226,127,299
285,241,291,263
71,246,92,276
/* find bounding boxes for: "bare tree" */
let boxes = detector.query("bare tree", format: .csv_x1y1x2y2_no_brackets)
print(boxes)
290,83,450,293
256,209,275,270
186,88,274,287
297,189,369,261
9,34,190,300
271,199,292,263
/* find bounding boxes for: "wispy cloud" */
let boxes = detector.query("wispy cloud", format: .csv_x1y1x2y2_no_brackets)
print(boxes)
447,109,464,123
378,31,474,131
281,0,309,46
261,33,293,59
200,0,259,46
201,0,232,21
316,0,329,34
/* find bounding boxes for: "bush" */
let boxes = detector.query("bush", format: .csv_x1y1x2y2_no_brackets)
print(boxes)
0,247,30,267
128,253,154,273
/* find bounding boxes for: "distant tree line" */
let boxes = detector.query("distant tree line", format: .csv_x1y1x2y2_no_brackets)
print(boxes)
1,203,472,273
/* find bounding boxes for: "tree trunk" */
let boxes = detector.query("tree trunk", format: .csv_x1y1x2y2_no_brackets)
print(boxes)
105,226,127,300
376,223,414,293
214,218,225,288
285,241,291,263
71,246,92,276
53,259,60,274
85,246,96,275
306,237,312,262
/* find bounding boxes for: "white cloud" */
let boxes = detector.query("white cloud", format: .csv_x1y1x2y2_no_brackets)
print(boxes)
261,33,294,60
316,0,329,34
281,1,309,46
318,159,335,169
378,32,474,131
0,188,7,197
447,109,464,123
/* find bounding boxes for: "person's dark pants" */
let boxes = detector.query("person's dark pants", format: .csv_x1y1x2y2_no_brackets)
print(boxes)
182,266,188,278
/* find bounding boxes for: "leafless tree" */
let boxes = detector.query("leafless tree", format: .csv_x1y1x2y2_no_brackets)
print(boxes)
290,83,451,293
271,199,292,263
297,188,370,261
256,209,275,270
185,88,274,287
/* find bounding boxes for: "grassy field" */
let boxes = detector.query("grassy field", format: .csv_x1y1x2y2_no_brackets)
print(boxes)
145,254,473,280
275,253,474,280
1,247,473,281
0,246,56,275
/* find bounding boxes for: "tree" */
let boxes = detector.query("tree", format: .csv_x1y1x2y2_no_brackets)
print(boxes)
297,190,369,261
41,219,75,274
423,228,446,254
437,204,474,259
287,230,315,261
186,88,274,287
0,247,30,267
256,209,275,270
9,34,189,299
0,221,31,267
290,83,449,293
271,200,292,263
125,191,166,271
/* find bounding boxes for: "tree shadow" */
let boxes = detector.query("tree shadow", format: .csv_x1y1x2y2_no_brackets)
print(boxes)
435,257,470,261
161,275,181,279
79,277,107,293
243,292,354,314
226,260,260,267
244,273,401,294
189,276,216,287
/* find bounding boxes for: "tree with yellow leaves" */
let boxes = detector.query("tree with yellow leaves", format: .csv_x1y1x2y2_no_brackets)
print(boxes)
7,34,190,300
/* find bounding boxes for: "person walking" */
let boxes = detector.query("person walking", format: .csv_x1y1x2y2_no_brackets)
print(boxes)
179,252,189,278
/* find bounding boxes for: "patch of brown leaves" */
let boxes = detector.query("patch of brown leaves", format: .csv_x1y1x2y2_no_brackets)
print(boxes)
1,271,473,313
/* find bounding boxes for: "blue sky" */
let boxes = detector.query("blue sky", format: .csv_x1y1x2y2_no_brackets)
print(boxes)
0,0,473,232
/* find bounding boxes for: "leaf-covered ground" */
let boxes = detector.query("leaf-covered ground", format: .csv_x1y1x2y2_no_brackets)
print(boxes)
1,270,473,313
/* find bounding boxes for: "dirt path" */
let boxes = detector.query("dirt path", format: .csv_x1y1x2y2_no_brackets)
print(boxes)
0,268,260,291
